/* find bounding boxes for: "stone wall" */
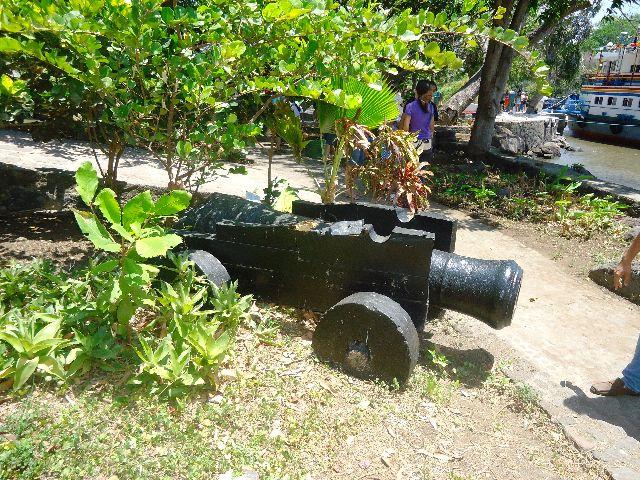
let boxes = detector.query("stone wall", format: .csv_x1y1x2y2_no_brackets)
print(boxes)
0,163,78,214
492,114,560,156
0,162,182,215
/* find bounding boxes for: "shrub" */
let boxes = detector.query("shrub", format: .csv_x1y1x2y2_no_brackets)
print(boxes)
0,164,252,396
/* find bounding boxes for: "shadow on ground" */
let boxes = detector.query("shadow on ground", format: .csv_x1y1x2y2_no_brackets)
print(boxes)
562,380,640,442
418,330,495,388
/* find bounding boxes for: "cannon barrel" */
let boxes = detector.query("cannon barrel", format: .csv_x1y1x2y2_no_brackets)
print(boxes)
428,250,523,329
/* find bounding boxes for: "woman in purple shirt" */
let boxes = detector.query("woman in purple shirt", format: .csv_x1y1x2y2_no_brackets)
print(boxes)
400,80,436,160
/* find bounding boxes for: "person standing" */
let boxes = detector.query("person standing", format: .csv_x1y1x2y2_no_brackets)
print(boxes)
508,90,516,113
399,79,436,160
590,233,640,396
514,89,522,113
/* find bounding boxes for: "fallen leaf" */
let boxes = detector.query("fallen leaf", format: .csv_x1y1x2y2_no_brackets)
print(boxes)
380,448,395,468
416,449,451,462
357,399,370,410
319,379,336,395
219,369,237,380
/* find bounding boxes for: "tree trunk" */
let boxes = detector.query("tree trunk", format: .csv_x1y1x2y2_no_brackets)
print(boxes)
440,69,482,125
469,0,531,153
443,1,589,132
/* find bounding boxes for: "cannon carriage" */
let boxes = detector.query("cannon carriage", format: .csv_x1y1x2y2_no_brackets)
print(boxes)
175,193,523,383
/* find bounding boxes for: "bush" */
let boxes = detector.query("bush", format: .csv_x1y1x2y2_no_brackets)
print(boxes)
430,164,627,238
0,254,251,397
0,163,252,396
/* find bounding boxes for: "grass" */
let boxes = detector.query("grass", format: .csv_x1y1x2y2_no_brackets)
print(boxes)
429,163,629,239
0,307,607,480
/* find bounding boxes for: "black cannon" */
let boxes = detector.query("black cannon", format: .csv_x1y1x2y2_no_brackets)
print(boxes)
175,193,523,383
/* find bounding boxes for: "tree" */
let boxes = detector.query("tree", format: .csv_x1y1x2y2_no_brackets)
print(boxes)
0,0,476,187
582,13,640,52
468,0,596,152
1,0,536,200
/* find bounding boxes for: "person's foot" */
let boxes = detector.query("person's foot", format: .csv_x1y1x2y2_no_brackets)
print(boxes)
590,378,640,397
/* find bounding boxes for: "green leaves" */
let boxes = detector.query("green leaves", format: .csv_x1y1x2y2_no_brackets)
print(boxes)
0,314,68,390
135,234,182,258
75,161,99,206
513,37,529,50
262,0,311,21
154,191,192,216
221,40,246,60
188,324,231,365
0,36,22,53
122,191,154,229
176,140,192,159
14,357,38,389
73,210,120,252
317,78,400,130
94,188,121,225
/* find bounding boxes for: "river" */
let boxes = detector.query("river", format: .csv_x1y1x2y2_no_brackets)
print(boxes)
548,133,640,190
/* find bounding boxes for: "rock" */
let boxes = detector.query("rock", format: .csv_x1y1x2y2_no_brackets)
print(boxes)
496,187,511,199
625,226,640,242
540,142,562,157
492,132,525,155
589,261,640,305
493,114,559,154
562,426,596,451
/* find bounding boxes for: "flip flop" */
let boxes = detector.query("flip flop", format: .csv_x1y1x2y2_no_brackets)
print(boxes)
590,378,640,397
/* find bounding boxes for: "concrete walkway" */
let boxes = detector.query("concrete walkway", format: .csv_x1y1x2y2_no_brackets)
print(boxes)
1,130,639,478
0,130,320,198
429,205,640,480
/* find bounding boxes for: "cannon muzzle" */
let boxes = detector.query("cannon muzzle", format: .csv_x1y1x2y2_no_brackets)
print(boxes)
428,250,523,329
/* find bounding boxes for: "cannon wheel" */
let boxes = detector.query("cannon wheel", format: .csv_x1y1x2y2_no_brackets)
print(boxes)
312,292,419,384
188,250,231,287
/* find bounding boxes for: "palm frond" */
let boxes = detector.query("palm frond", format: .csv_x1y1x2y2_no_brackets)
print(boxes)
317,79,399,132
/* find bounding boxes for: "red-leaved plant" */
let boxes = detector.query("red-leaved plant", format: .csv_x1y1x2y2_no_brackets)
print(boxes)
349,125,432,213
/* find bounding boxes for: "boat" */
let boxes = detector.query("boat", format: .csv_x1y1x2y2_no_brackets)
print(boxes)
541,94,583,134
567,31,640,145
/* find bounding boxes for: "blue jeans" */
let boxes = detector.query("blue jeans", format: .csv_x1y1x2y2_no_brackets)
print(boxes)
622,334,640,393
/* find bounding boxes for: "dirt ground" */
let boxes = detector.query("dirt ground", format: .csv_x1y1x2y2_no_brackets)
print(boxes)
464,211,629,279
0,210,89,268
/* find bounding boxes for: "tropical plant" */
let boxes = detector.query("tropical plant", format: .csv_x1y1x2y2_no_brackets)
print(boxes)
0,251,253,395
0,73,32,123
352,124,433,212
0,311,68,389
73,161,191,335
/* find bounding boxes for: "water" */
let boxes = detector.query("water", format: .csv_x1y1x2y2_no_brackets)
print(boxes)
550,134,640,190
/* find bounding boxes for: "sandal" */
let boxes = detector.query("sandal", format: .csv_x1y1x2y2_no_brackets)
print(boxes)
590,378,640,397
